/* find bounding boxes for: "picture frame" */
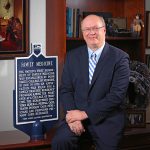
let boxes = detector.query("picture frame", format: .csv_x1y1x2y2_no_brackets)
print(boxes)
146,11,150,48
0,0,29,59
107,17,127,30
126,109,146,128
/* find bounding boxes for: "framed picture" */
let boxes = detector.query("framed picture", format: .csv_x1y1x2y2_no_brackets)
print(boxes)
146,11,150,48
0,0,29,59
126,109,146,128
107,17,127,30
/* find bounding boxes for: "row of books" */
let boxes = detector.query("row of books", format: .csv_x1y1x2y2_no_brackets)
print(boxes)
66,7,82,38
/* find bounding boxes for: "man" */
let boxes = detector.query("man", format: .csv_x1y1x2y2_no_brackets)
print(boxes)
52,15,130,150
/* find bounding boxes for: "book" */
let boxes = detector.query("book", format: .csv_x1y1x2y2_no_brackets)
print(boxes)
66,7,81,38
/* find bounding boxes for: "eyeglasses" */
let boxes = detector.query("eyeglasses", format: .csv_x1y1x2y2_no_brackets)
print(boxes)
82,26,105,33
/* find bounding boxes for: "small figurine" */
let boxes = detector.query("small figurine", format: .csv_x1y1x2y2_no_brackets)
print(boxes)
132,13,144,37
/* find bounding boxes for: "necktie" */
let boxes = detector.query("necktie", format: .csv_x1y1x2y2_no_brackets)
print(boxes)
89,53,97,84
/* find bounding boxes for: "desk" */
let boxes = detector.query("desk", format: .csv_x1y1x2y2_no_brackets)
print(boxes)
1,125,150,150
0,129,55,150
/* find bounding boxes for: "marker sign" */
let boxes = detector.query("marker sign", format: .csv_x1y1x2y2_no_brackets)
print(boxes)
15,53,58,125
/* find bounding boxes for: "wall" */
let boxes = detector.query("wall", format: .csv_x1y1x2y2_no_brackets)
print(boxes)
0,0,46,131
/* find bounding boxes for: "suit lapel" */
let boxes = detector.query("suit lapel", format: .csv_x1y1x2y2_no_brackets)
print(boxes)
89,43,110,89
79,46,89,89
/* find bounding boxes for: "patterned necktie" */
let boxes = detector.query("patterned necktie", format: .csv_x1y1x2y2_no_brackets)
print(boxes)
89,53,97,84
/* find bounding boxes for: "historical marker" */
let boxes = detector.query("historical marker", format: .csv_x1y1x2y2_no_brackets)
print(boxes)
15,51,58,125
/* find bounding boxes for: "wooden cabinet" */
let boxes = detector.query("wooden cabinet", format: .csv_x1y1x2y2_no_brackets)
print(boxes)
120,124,150,150
46,0,145,80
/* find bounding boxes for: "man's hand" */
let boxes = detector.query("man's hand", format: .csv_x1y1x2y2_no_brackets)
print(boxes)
66,110,88,123
68,121,85,136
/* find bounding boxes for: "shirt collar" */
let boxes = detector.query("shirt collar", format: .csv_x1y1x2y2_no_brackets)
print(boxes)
88,42,105,62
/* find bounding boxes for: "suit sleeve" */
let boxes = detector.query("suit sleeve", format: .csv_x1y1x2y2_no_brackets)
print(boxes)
59,52,76,113
85,54,130,124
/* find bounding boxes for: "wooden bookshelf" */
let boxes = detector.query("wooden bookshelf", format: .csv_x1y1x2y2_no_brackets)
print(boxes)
66,0,145,61
45,1,147,149
46,0,145,79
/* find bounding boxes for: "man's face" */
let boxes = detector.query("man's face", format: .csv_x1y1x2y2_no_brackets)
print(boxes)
81,15,106,50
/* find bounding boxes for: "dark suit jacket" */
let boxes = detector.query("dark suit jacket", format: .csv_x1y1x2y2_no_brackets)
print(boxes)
60,42,130,146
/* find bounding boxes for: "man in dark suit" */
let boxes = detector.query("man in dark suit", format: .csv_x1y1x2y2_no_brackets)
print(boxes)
52,15,130,150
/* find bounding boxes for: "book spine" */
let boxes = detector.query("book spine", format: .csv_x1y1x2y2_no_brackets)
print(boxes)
76,8,80,38
66,7,69,37
66,7,81,38
67,7,73,37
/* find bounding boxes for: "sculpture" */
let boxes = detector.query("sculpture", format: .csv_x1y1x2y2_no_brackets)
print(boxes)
127,61,150,108
132,14,144,37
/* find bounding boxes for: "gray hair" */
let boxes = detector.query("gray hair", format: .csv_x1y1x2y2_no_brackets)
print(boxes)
81,14,106,27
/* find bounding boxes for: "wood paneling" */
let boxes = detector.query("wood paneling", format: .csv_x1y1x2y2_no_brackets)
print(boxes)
66,0,124,17
46,0,66,82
